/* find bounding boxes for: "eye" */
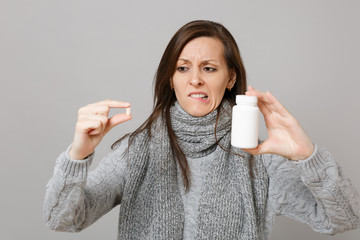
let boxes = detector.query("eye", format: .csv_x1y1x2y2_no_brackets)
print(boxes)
204,66,217,72
177,66,189,73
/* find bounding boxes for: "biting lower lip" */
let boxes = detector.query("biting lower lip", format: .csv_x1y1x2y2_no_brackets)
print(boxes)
189,93,209,102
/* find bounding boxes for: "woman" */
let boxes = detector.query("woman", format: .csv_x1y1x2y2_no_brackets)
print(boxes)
44,20,360,239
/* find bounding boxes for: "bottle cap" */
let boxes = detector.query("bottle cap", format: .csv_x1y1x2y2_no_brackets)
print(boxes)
236,95,258,104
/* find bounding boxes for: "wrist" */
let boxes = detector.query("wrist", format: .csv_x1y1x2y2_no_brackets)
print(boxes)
69,147,90,160
291,143,315,161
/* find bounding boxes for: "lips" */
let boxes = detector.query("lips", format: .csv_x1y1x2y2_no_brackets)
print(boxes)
188,91,209,102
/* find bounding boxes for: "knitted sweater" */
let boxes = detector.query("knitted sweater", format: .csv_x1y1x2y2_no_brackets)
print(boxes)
44,139,360,239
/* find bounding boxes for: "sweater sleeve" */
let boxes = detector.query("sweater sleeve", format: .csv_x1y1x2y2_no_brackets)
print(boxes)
264,145,360,235
43,139,128,232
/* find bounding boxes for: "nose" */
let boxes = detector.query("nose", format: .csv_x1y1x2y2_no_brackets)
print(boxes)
190,69,204,87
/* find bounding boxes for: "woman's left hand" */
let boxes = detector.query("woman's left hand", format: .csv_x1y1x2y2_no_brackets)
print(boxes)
244,86,314,161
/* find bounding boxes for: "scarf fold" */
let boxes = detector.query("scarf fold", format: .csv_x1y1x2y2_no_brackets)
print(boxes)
117,101,268,240
171,101,232,158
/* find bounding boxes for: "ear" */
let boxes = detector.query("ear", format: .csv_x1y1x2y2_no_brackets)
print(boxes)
226,71,236,89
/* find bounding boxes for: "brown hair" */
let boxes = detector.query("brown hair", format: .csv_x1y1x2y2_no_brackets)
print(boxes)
112,20,247,191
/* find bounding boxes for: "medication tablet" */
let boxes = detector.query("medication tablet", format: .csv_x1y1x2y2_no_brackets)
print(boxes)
126,107,131,116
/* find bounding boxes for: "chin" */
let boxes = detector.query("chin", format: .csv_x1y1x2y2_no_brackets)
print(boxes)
185,107,211,117
179,100,217,117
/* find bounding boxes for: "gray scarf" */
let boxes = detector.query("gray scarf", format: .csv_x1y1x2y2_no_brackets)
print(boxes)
117,101,268,240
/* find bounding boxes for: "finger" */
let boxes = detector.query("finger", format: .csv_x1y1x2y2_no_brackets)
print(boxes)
106,113,132,132
256,99,272,118
247,90,288,118
76,119,104,135
80,102,131,117
242,144,262,155
247,85,255,91
245,87,266,104
265,91,290,117
78,105,109,116
246,90,272,117
92,99,131,108
246,90,271,104
242,142,270,156
78,113,107,120
88,128,102,136
78,113,108,122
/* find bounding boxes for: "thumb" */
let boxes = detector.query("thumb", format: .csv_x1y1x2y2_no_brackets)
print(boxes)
242,142,266,156
106,113,132,132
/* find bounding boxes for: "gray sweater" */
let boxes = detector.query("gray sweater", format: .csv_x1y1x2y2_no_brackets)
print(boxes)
44,140,360,239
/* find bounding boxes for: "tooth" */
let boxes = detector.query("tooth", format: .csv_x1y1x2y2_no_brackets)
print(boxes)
191,94,206,98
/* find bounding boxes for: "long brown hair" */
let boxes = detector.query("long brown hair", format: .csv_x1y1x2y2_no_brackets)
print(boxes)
112,20,247,191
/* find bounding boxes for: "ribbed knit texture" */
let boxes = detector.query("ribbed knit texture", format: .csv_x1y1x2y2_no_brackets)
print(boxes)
44,105,360,239
117,102,268,239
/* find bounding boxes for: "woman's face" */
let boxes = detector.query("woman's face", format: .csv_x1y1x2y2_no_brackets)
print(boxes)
172,37,235,117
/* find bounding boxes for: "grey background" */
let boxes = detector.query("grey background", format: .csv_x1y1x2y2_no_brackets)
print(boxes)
1,0,359,239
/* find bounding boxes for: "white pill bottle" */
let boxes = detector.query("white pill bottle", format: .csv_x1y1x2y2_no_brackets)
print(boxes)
231,95,260,149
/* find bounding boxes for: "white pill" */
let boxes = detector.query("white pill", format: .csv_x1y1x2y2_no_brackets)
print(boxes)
126,107,131,116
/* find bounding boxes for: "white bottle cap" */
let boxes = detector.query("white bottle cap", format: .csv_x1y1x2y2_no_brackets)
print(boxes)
236,95,258,104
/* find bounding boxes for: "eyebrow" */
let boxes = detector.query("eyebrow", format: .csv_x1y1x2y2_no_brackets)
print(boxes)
177,58,220,64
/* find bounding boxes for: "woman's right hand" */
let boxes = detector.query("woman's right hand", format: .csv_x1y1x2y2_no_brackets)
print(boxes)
69,100,132,160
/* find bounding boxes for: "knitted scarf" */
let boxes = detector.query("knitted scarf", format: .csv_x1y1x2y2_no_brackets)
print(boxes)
117,101,268,240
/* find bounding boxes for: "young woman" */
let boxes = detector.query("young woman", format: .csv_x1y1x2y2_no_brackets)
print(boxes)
44,20,360,240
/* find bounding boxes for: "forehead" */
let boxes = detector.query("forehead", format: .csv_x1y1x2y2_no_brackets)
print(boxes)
179,37,225,60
